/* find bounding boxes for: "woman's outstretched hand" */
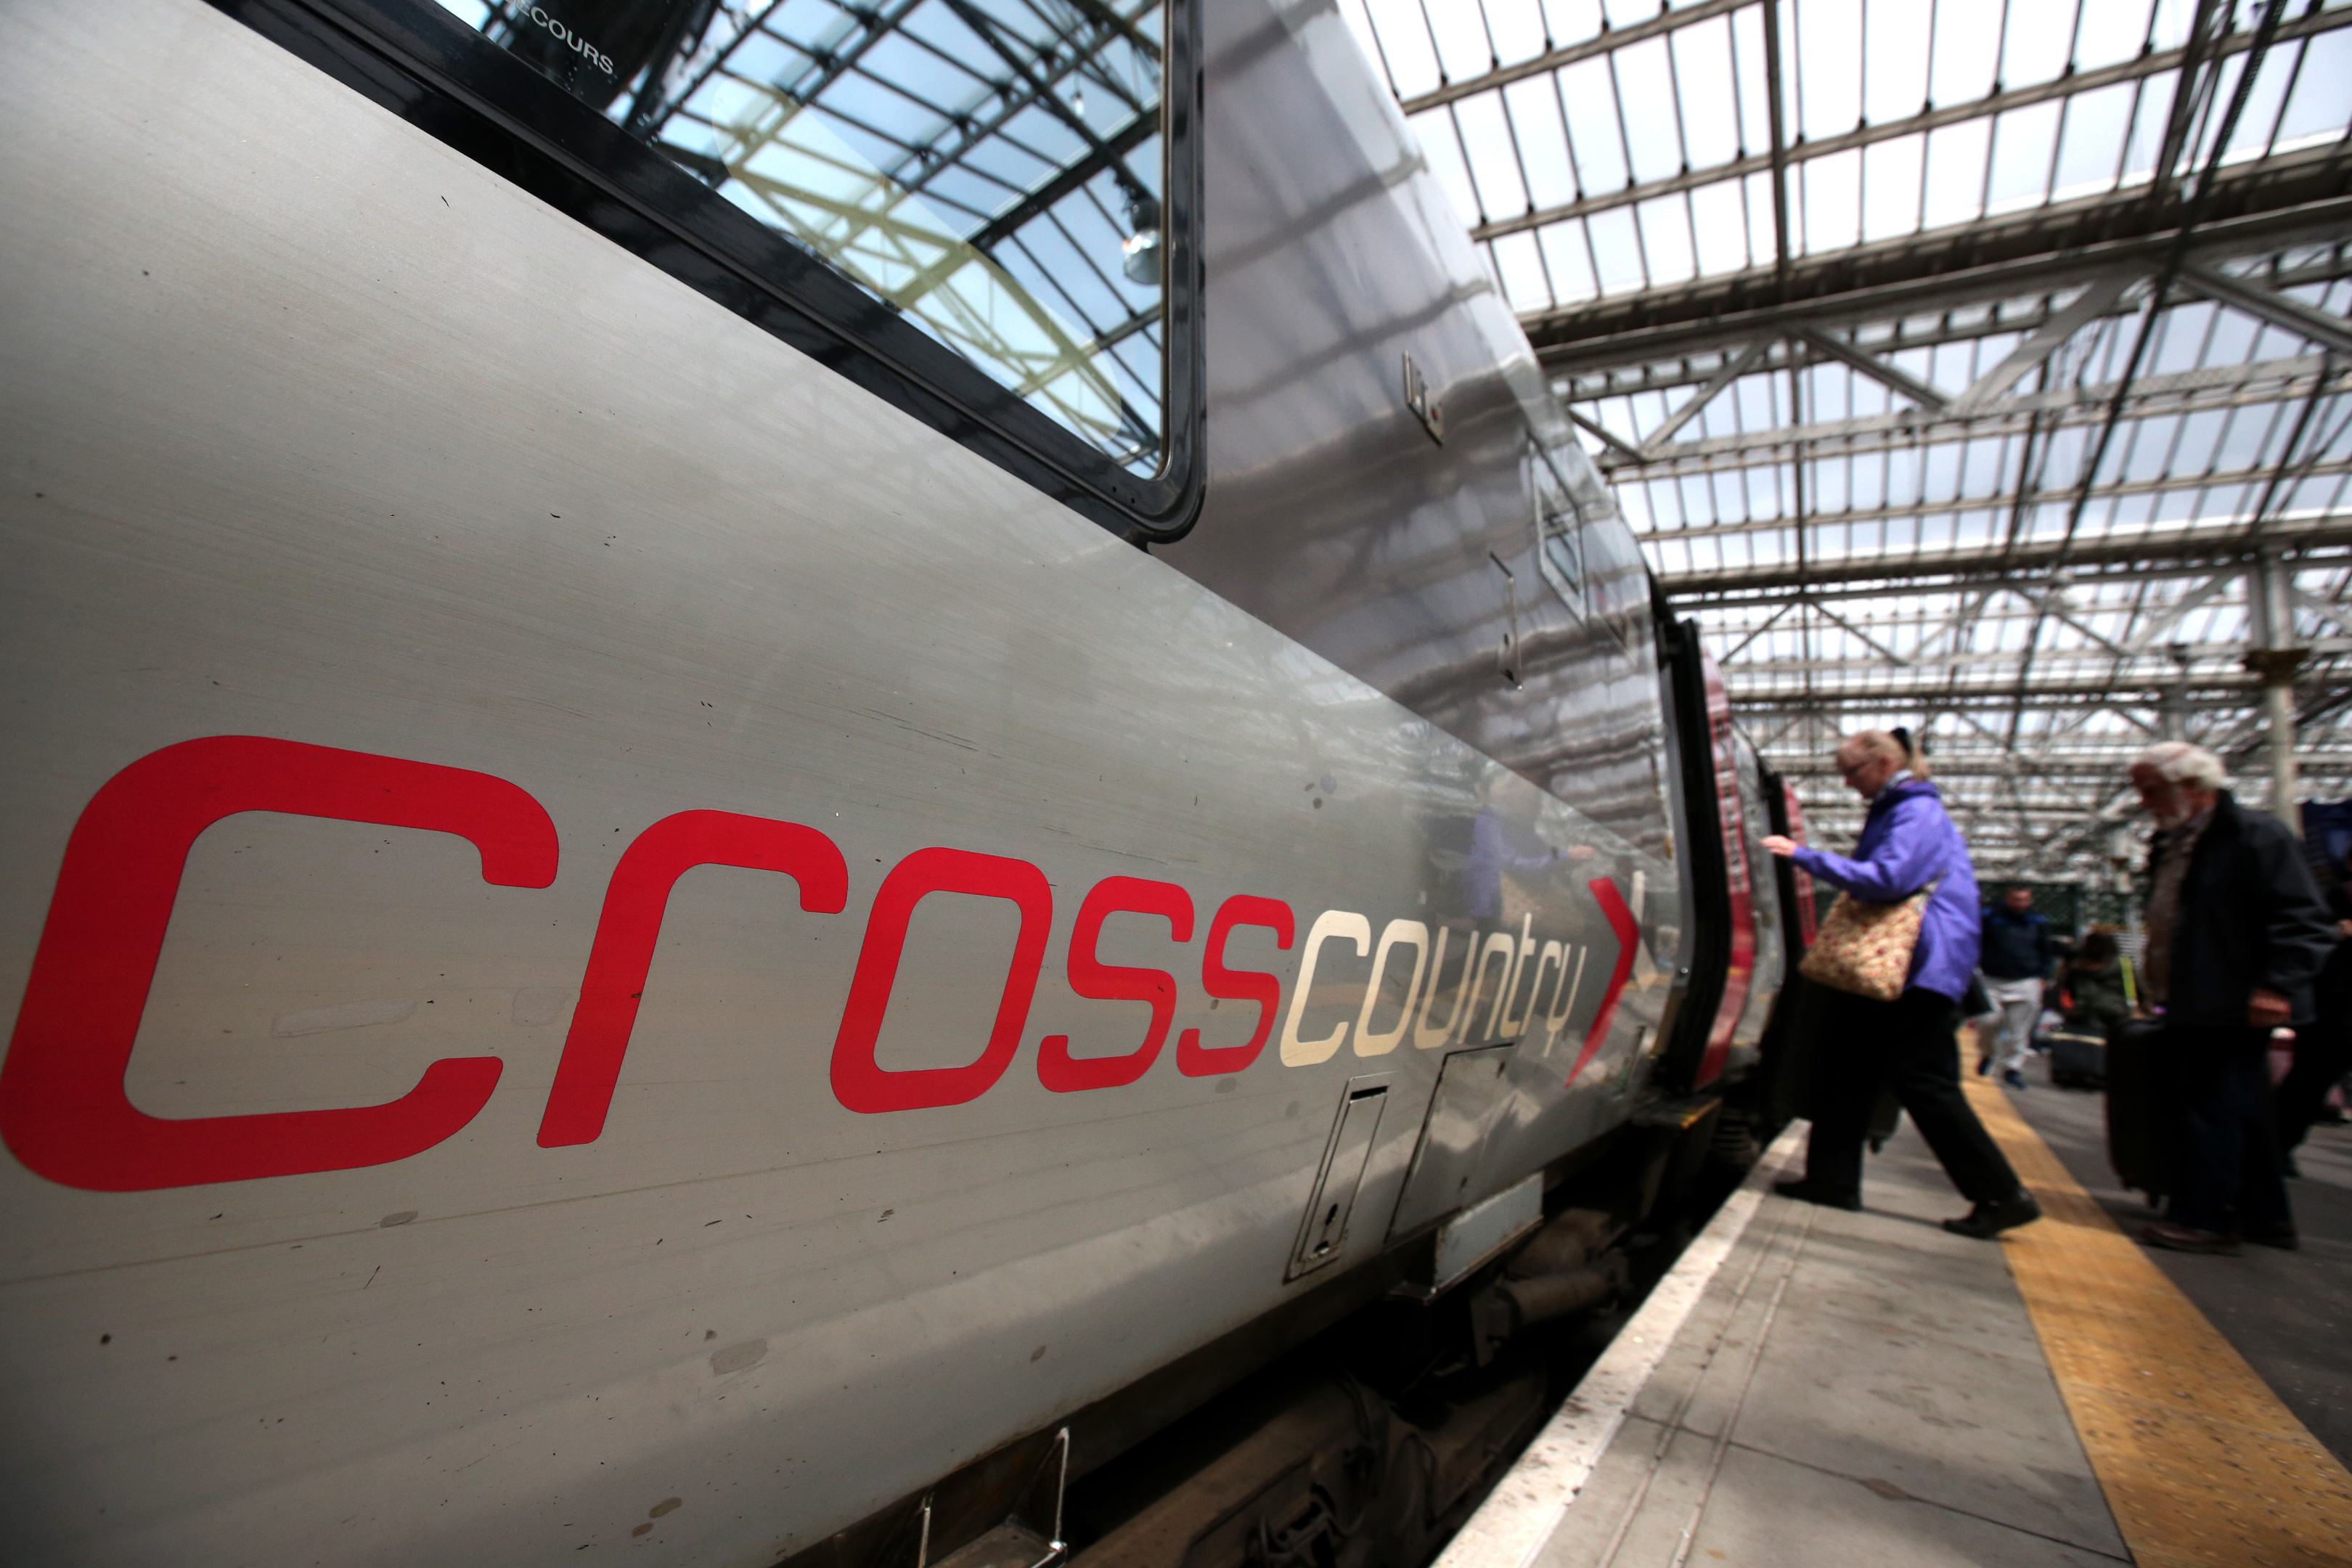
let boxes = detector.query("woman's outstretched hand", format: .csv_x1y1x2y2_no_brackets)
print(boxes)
1760,835,1797,858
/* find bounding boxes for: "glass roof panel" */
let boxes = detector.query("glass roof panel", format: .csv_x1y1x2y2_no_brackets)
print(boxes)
1344,0,2352,871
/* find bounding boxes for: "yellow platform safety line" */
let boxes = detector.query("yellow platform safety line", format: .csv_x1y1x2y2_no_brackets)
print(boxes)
1960,1074,2352,1568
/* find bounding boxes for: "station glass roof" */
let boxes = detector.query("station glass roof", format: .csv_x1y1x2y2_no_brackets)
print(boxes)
1343,0,2352,879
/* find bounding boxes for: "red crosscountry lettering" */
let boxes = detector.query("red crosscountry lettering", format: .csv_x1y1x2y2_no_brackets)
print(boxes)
1566,878,1641,1086
1037,876,1195,1093
831,848,1053,1114
537,811,849,1146
0,735,558,1191
1177,895,1295,1077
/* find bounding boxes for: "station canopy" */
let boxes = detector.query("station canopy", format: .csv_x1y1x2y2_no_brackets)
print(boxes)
1340,0,2352,882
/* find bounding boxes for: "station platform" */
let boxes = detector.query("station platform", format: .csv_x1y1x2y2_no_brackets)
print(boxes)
1436,1071,2352,1568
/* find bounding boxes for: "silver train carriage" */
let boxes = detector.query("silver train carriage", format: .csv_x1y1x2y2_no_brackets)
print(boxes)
0,0,1804,1563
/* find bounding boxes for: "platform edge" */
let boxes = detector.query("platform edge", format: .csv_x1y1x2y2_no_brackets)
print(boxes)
1429,1119,1809,1568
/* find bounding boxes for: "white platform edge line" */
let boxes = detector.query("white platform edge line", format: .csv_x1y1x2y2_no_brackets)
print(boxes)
1430,1119,1810,1568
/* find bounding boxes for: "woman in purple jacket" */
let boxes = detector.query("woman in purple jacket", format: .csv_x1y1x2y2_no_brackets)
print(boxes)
1761,730,2041,1238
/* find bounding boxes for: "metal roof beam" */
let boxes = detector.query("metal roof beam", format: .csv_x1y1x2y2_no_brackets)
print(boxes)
1527,171,2352,377
1686,553,2349,611
1723,626,2297,668
1658,513,2352,595
1456,9,2352,243
2180,262,2352,356
1945,277,2141,415
1725,644,2316,681
1611,364,2342,473
1555,255,2350,402
1395,0,1752,116
1776,750,2352,774
1789,325,1948,411
1564,405,1644,464
1637,337,1774,457
1729,679,2261,706
1612,349,2342,470
1633,458,2352,539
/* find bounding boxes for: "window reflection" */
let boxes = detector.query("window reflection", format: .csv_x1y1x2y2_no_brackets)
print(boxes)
442,0,1169,475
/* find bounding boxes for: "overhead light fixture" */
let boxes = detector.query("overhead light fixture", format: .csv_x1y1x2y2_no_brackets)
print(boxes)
1121,191,1162,285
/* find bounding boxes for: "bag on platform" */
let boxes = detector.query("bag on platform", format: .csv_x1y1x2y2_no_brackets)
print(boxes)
2104,1017,2173,1204
1798,882,1937,1003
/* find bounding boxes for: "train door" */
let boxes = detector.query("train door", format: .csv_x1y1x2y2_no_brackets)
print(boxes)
1712,738,1778,1090
1652,618,1755,1096
1694,658,1758,1088
1764,775,1818,949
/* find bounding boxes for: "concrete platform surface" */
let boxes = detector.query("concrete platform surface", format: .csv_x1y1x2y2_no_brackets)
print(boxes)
1439,1069,2352,1568
1531,1119,2127,1568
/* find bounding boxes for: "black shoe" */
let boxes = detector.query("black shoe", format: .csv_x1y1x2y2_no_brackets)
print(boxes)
2141,1220,2242,1255
2247,1221,2300,1250
1774,1177,1861,1212
2003,1068,2027,1090
1943,1191,2041,1238
1976,1055,1993,1077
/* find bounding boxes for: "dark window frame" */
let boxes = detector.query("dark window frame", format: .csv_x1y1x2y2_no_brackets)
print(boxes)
210,0,1206,542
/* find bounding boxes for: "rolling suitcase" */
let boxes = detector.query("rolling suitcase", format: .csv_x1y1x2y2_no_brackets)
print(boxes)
2046,1030,2107,1088
2104,1018,2173,1206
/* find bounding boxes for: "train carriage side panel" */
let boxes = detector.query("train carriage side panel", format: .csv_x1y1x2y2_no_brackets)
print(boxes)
1162,0,1683,1188
0,2,1678,1566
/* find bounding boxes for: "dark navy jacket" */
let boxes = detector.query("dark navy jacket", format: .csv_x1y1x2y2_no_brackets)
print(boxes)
1980,906,2056,981
2145,791,2337,1026
1789,778,1979,1002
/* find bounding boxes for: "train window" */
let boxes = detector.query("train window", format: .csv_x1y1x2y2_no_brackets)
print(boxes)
440,0,1171,475
1578,512,1649,655
1528,448,1586,617
249,0,1201,536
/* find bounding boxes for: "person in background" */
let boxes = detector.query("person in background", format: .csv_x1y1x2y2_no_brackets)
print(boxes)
2128,742,2336,1254
2276,844,2352,1172
2058,931,2133,1037
1979,886,2057,1089
1761,728,2041,1239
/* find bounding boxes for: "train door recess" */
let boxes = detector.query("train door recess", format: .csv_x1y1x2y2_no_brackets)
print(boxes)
1718,734,1784,1085
1752,764,1821,1114
1641,593,1702,1088
1765,775,1819,950
1650,620,1759,1095
1696,661,1760,1087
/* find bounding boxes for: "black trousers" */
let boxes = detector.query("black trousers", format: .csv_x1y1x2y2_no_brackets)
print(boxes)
2163,1026,2292,1234
1804,987,2022,1205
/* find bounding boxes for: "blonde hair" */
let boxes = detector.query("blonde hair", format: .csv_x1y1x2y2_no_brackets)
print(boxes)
1839,728,1932,781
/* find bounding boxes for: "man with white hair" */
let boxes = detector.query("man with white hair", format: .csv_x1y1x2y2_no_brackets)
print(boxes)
2128,742,2336,1254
